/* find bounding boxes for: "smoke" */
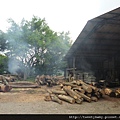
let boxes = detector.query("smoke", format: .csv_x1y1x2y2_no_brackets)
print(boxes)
7,36,31,75
8,57,20,74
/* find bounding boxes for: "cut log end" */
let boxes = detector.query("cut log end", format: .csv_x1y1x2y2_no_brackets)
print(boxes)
0,85,12,92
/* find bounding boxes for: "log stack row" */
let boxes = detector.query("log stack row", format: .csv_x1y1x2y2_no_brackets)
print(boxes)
0,75,13,92
104,88,120,98
44,80,105,104
35,75,64,87
0,84,12,92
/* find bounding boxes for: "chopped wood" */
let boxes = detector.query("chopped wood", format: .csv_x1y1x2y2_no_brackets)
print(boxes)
94,91,101,99
72,86,85,94
115,88,120,98
109,90,116,97
75,98,83,104
88,85,98,92
116,88,120,94
58,95,75,104
98,89,105,96
47,89,52,94
51,89,67,95
0,85,12,92
60,83,64,88
74,90,82,96
35,74,63,86
104,88,112,95
63,86,78,99
115,92,120,98
79,80,98,92
50,94,62,104
60,84,72,89
75,90,91,102
76,80,82,85
73,90,83,99
70,80,77,84
86,93,92,98
82,84,92,93
62,82,78,88
78,80,87,85
104,87,120,98
45,79,106,104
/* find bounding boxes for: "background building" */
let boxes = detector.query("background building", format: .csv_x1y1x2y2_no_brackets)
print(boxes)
64,7,120,86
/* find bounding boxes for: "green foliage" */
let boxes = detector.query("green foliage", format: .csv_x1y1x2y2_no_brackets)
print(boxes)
1,16,72,78
0,30,7,51
0,54,8,74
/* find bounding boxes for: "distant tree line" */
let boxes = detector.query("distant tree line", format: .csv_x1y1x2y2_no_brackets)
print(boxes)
0,16,72,79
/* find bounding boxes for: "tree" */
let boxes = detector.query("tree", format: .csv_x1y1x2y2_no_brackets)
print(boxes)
6,18,34,79
46,31,72,75
23,16,58,75
5,16,72,79
0,30,7,52
0,54,8,74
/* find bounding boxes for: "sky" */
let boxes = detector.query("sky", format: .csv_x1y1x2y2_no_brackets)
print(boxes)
0,0,120,42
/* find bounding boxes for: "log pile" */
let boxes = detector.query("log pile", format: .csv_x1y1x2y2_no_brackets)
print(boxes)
0,84,12,92
0,74,18,82
44,80,105,104
104,88,120,98
35,75,64,87
0,75,12,92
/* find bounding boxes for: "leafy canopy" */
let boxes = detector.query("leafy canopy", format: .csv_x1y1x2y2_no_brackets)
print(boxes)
0,16,72,78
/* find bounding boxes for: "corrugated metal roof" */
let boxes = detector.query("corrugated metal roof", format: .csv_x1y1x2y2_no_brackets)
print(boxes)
64,7,120,63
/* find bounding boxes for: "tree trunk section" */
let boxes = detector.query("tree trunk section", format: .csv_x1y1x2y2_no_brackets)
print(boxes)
86,93,92,98
75,98,83,104
63,82,78,88
98,89,105,97
72,86,85,94
82,84,92,93
116,88,120,98
104,88,112,95
63,86,78,99
50,94,62,104
75,90,91,102
0,85,12,92
94,91,101,99
44,95,52,101
58,95,75,104
51,90,67,95
78,80,98,92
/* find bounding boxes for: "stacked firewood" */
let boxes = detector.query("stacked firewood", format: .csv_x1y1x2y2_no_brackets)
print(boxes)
44,80,105,104
0,74,18,83
0,75,12,92
35,75,64,87
104,88,120,98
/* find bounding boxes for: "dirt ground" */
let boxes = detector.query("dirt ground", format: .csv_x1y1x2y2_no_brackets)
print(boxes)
0,85,120,114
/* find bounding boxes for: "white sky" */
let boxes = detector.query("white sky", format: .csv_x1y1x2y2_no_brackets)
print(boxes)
0,0,120,42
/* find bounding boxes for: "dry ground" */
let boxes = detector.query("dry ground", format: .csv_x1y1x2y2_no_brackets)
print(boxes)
0,85,120,114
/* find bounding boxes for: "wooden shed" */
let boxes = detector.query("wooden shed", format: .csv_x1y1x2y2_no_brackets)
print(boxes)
64,7,120,86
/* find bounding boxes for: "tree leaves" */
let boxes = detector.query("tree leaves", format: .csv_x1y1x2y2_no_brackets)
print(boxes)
0,16,72,78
